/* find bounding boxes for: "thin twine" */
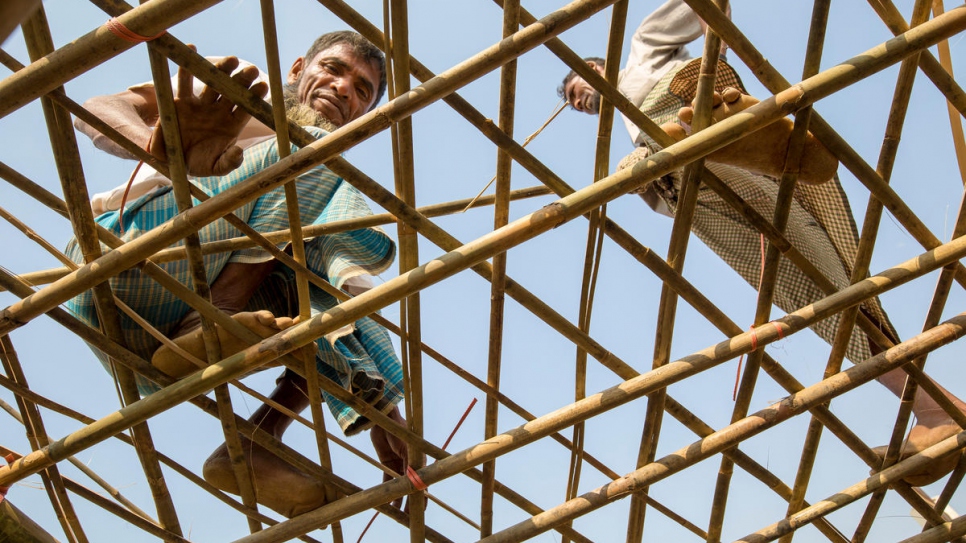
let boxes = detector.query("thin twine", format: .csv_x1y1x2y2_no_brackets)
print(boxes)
116,130,157,233
105,18,166,43
733,234,782,400
460,98,569,213
356,398,478,543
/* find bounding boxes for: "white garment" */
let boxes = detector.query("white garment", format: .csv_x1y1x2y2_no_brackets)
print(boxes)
617,0,702,146
89,57,276,214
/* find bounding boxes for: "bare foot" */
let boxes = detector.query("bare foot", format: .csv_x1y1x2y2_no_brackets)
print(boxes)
666,87,838,184
872,421,963,486
203,440,329,518
151,310,317,378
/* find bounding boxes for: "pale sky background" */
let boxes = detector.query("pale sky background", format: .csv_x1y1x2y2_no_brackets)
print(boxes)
2,1,966,541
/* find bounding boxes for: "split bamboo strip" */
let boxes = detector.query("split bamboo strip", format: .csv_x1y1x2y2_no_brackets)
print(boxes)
232,236,966,542
0,337,84,543
473,317,966,543
0,186,552,291
19,8,180,539
687,0,966,291
480,0,520,536
0,0,222,118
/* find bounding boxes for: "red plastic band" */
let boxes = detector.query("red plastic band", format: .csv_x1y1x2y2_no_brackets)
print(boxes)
773,322,784,340
749,326,759,351
406,465,427,492
0,453,14,504
105,18,166,43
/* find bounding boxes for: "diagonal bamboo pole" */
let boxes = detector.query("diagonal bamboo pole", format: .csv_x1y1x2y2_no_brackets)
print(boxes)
932,0,966,187
480,0,520,536
0,0,222,118
1,337,84,543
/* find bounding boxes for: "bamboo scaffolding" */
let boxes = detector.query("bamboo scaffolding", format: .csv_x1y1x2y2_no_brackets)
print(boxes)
4,0,966,539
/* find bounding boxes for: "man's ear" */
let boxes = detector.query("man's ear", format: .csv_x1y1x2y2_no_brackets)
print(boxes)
287,57,304,84
586,59,605,74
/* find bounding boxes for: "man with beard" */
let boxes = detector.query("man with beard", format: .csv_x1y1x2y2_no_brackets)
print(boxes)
558,0,966,487
70,31,407,517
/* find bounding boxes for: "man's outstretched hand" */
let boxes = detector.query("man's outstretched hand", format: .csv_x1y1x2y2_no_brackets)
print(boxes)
150,54,269,177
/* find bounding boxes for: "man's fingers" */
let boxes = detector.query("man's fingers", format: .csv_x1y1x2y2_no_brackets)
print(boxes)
231,65,260,92
250,81,269,101
209,146,244,177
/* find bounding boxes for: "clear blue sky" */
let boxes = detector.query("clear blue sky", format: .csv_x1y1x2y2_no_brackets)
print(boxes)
2,1,966,541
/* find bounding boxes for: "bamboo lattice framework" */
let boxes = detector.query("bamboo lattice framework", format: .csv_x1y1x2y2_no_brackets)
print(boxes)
1,0,966,541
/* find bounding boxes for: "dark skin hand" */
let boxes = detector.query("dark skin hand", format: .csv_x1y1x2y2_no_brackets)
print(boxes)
150,53,269,177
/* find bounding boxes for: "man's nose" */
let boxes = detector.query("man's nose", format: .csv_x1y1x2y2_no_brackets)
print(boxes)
330,76,351,99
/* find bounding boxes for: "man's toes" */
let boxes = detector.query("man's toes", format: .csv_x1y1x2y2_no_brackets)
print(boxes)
721,87,743,103
677,106,694,126
661,122,688,143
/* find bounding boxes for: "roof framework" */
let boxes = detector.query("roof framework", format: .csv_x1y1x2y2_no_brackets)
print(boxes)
0,0,965,541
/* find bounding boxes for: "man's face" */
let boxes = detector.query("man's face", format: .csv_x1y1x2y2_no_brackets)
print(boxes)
287,43,381,126
563,75,601,115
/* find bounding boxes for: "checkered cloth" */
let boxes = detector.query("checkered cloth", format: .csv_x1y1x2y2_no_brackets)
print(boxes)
65,126,403,435
632,61,899,364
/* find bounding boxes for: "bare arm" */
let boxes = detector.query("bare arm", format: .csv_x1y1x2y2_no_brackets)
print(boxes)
74,55,268,177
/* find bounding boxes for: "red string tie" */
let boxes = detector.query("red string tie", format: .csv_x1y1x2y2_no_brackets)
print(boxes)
0,453,15,504
105,18,166,43
406,465,427,492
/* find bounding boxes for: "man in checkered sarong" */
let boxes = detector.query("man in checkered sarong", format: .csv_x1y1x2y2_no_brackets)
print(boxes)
68,32,406,517
559,0,966,486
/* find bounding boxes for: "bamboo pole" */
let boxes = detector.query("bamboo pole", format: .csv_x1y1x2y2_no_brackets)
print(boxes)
0,500,60,543
480,0,520,536
932,0,966,186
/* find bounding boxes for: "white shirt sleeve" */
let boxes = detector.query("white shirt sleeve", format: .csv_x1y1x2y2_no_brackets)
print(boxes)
618,0,704,145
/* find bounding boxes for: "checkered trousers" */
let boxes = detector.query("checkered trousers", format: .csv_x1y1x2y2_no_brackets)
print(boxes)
637,62,899,365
